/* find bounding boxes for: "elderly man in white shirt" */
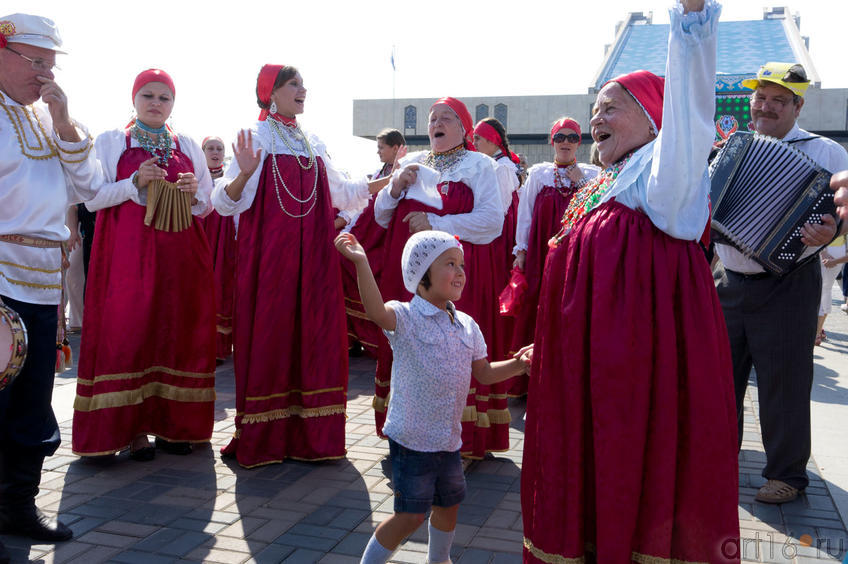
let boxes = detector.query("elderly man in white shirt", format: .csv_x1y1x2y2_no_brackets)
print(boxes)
0,13,102,554
714,62,848,505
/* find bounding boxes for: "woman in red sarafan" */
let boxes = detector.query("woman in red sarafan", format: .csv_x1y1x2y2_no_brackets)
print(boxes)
373,97,510,459
508,117,599,396
521,0,740,562
210,64,379,467
73,69,216,461
199,135,236,362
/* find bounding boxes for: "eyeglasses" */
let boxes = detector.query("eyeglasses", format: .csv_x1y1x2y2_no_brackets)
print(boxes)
552,133,580,144
4,46,60,72
749,93,795,111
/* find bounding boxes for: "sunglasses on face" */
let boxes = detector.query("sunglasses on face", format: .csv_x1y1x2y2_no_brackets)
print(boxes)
553,133,580,144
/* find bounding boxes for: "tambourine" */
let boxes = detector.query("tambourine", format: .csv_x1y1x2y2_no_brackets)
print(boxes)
0,301,28,391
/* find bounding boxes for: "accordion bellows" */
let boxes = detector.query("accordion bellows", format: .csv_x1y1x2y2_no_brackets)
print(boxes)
709,131,837,276
144,179,193,232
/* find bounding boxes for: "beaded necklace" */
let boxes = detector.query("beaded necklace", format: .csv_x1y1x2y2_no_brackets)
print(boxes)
423,144,466,194
549,152,633,248
552,159,577,194
209,166,224,180
131,121,172,166
266,117,319,218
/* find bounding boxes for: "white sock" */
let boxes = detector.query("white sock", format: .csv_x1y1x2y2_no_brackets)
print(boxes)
427,520,455,563
360,533,393,564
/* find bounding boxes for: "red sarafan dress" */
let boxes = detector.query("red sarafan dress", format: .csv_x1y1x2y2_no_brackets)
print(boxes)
373,149,509,458
509,162,598,396
340,163,392,358
211,120,369,467
200,167,236,361
522,6,739,558
522,200,739,563
491,153,519,380
73,130,216,455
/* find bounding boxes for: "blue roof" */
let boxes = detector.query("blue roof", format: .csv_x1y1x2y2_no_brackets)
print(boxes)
597,19,797,89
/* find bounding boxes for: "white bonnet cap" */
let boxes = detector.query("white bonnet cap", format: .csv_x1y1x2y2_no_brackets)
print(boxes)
0,14,64,53
401,230,463,294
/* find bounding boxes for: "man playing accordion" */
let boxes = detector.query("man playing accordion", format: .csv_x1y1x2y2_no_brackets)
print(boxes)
714,62,848,504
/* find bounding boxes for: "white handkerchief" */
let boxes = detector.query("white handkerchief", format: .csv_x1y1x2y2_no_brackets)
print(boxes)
404,165,443,210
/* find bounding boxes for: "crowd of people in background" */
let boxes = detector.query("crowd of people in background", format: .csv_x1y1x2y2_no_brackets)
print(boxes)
3,1,848,562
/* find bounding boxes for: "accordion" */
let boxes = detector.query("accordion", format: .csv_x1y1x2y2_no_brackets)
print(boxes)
709,131,836,275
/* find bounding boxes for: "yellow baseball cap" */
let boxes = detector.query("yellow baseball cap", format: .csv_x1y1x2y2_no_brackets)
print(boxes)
741,62,810,97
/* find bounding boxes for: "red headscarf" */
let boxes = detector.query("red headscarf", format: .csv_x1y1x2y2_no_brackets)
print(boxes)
605,70,665,133
255,64,299,125
256,64,284,121
549,118,582,144
201,136,224,149
431,97,475,150
473,121,519,164
132,69,175,101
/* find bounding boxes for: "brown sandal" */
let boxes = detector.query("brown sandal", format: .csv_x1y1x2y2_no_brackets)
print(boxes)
755,479,799,504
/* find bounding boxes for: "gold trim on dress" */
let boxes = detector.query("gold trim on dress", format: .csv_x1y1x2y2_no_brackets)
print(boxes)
345,308,371,320
374,378,391,388
372,395,389,412
523,537,708,564
75,365,215,386
0,271,61,290
486,408,512,425
0,260,61,274
240,404,346,424
461,405,478,422
245,386,345,402
73,382,216,412
475,412,491,429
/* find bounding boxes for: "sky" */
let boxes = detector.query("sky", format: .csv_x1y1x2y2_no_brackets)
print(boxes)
6,0,848,177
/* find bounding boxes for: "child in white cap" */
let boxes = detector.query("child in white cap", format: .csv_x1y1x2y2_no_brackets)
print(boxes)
335,230,532,564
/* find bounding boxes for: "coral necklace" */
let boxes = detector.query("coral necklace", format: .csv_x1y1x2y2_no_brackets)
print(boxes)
549,152,633,248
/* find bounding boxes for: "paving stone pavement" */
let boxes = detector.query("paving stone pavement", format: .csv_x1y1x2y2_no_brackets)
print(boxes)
1,290,847,563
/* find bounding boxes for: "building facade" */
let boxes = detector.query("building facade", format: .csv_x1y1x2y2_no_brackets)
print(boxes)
353,7,848,166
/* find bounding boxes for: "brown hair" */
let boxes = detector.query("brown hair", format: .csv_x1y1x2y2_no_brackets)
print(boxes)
256,66,299,110
376,128,405,147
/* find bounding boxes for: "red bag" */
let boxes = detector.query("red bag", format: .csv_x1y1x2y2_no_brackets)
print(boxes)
499,267,528,317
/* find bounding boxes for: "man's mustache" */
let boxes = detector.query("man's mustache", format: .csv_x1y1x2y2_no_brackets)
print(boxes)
753,111,779,120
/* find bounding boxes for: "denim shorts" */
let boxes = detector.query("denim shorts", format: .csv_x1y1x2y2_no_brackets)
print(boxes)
388,438,466,514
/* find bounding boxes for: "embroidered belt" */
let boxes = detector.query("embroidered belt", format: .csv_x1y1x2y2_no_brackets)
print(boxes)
0,234,63,248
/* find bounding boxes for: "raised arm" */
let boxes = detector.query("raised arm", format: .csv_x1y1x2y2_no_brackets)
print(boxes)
211,129,263,216
619,0,720,240
334,232,397,331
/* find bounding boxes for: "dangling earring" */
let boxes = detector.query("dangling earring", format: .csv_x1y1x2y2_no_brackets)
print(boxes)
269,101,277,115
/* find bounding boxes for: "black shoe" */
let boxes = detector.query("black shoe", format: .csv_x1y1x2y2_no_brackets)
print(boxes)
0,505,72,542
0,538,9,564
129,447,155,462
155,438,192,455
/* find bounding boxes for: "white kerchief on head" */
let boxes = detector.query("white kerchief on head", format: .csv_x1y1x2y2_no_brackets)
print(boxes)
401,230,463,294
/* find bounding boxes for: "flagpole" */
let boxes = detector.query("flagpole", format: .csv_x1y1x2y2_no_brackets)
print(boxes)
392,45,397,129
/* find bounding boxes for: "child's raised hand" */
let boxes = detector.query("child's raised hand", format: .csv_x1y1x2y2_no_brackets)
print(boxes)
334,232,367,263
514,344,534,372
